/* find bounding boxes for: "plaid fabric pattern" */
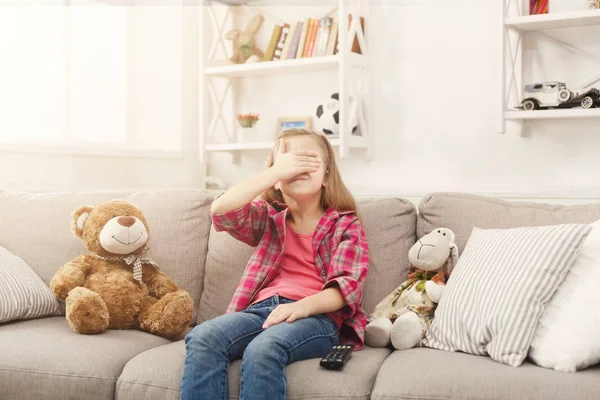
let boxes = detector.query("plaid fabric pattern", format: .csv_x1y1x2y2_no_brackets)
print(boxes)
212,199,370,349
92,248,160,284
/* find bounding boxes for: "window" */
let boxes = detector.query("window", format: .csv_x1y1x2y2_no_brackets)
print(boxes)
0,1,183,155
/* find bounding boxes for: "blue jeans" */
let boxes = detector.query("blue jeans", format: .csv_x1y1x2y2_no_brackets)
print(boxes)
180,295,339,400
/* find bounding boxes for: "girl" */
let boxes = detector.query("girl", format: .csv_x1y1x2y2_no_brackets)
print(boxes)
180,129,369,400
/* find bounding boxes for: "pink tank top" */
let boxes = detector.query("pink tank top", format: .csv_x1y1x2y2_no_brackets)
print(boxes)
252,220,342,328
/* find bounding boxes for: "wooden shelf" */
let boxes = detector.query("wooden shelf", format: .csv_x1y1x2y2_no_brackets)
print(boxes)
505,10,600,31
205,135,368,152
204,54,367,78
505,108,600,120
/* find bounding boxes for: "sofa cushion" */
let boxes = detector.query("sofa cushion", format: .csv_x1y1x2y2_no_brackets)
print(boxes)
0,317,170,400
422,224,591,367
417,192,600,254
0,189,214,322
197,197,417,323
0,245,60,323
117,340,390,400
371,348,600,400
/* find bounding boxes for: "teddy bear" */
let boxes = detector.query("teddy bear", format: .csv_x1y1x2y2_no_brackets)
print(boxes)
50,199,193,339
224,13,264,64
365,228,458,350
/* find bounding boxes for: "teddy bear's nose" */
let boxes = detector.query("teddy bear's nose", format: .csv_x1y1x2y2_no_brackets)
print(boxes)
117,216,136,227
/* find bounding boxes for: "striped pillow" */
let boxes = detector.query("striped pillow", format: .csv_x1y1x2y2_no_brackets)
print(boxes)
0,245,60,323
422,224,592,367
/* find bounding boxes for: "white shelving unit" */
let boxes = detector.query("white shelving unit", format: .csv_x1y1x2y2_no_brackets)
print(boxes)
505,9,600,31
199,0,372,186
204,53,367,77
500,2,600,135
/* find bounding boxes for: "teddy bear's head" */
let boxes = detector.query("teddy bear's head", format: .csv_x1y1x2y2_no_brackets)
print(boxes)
408,228,458,275
71,200,149,257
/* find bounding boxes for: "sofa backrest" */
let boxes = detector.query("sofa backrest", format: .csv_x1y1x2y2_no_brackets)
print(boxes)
0,189,214,322
197,197,417,323
418,192,600,254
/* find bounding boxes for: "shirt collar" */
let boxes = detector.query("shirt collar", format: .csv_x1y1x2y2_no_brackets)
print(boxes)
272,200,354,219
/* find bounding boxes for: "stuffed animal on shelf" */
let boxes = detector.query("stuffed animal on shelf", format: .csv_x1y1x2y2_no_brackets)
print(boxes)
50,200,193,339
365,228,458,350
224,13,264,64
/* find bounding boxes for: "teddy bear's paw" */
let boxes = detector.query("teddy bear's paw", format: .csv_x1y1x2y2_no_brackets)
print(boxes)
65,287,109,334
139,290,194,339
390,312,426,350
365,318,393,348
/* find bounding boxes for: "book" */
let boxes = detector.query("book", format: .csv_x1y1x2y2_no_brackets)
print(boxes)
316,17,333,57
280,22,297,60
287,21,303,59
312,21,322,58
305,18,319,57
326,19,338,56
295,18,311,59
272,23,290,60
264,25,282,61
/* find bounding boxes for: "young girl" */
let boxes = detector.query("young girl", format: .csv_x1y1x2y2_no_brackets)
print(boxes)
180,129,369,400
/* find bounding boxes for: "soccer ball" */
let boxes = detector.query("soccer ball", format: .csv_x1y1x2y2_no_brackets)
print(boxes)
314,93,359,137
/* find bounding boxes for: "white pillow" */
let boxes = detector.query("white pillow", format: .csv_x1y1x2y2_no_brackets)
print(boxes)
0,245,61,323
422,224,592,367
529,219,600,372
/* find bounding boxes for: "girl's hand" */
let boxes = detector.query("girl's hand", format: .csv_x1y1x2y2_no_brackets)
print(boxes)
271,138,321,181
262,302,311,329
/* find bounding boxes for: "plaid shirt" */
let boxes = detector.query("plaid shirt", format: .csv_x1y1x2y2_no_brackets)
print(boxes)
211,199,370,350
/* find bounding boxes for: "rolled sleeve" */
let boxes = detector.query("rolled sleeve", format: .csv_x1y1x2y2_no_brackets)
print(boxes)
323,219,369,319
211,196,268,247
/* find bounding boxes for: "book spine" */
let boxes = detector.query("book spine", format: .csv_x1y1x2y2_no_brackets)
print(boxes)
317,17,332,57
264,25,282,61
272,23,290,60
296,18,311,59
280,22,297,60
326,19,338,56
287,21,303,59
305,19,319,57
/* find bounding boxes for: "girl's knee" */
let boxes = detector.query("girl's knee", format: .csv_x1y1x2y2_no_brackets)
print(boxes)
243,337,286,363
185,320,223,349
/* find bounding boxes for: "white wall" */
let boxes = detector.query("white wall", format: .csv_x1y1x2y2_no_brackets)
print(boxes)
0,6,203,193
207,1,600,200
3,2,599,198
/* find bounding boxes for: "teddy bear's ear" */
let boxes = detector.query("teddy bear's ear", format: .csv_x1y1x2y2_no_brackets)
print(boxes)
71,205,94,238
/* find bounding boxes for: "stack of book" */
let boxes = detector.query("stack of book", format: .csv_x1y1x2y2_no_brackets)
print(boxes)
529,0,549,15
263,15,364,62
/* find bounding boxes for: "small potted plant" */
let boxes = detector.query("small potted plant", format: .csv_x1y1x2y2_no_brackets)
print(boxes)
236,113,259,143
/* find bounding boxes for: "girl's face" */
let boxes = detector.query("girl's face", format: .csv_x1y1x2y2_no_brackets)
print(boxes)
278,135,327,201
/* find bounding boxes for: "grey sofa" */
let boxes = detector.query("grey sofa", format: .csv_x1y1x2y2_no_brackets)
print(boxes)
0,189,599,400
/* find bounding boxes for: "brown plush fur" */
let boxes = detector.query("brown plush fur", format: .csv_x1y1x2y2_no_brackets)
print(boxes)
50,200,194,339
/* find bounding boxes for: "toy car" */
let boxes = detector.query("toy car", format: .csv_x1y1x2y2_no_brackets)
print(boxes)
557,88,600,109
520,82,599,110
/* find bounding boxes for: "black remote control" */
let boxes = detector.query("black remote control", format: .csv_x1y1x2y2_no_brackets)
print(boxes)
319,344,355,370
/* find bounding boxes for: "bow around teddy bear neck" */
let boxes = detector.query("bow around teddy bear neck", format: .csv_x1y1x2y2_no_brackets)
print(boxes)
92,247,160,284
391,268,445,306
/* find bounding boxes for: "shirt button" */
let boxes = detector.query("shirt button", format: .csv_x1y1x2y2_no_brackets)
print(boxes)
321,271,327,278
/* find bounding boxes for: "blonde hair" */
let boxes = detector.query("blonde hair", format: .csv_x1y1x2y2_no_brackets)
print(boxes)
261,129,358,214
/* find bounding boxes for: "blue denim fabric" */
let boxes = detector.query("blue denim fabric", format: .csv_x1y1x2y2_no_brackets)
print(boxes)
180,295,339,400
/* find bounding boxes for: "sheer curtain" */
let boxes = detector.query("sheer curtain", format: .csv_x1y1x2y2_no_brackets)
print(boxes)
0,0,183,154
